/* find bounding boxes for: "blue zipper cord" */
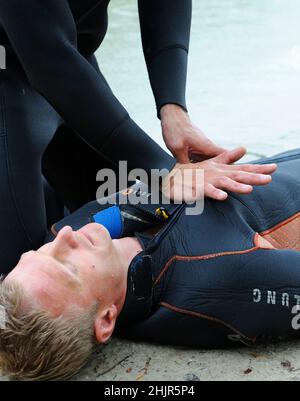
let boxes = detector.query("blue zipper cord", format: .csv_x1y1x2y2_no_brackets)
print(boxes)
93,205,123,239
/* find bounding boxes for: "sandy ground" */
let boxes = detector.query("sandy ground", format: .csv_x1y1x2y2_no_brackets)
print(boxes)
74,338,300,382
75,338,300,381
2,336,300,381
5,338,300,382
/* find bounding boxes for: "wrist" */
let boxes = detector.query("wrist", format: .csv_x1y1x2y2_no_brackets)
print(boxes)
160,104,189,123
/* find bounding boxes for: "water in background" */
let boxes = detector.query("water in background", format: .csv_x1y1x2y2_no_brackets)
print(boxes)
97,0,300,159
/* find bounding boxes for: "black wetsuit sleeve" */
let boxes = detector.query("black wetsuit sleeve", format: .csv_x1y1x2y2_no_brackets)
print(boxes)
0,0,176,175
138,0,192,117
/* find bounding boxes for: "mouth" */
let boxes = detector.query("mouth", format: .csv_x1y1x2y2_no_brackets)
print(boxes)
78,231,95,246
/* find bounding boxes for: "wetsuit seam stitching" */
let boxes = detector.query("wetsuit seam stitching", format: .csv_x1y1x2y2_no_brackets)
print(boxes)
153,212,300,287
76,0,106,25
228,194,261,222
153,246,259,287
100,114,130,157
261,211,300,235
2,84,36,247
147,45,188,66
159,302,256,343
76,115,130,171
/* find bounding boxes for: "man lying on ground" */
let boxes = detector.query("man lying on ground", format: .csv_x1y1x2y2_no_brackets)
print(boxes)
4,149,300,381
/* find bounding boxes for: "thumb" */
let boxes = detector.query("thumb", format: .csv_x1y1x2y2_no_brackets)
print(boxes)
189,137,227,159
173,146,191,164
201,141,227,158
214,146,247,164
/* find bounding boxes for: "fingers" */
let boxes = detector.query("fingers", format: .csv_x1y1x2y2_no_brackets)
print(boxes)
215,176,254,194
227,171,273,186
190,140,227,159
205,144,228,157
189,147,227,162
214,147,247,164
231,163,277,174
204,183,228,201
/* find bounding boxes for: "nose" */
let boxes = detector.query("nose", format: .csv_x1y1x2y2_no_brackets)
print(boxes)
54,226,78,250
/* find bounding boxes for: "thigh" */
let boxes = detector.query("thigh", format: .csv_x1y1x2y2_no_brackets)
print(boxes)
42,124,117,212
0,65,61,274
42,54,120,212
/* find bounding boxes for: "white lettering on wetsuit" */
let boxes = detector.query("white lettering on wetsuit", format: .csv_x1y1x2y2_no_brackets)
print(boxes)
0,45,6,69
253,289,300,308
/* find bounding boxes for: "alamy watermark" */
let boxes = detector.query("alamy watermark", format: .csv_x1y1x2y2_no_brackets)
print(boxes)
0,45,6,70
96,162,205,216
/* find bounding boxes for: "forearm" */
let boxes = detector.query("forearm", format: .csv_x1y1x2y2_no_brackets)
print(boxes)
33,47,175,174
138,0,192,118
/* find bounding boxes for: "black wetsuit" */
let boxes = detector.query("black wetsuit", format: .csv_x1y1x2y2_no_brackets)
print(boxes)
0,0,191,274
50,150,300,348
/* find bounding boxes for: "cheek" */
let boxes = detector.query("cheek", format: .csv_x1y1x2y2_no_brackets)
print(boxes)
79,249,105,271
25,271,81,316
40,285,95,317
34,283,76,317
78,253,105,290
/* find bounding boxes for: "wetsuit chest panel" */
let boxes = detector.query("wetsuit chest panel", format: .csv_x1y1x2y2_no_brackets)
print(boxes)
146,198,259,307
231,154,300,233
150,197,257,263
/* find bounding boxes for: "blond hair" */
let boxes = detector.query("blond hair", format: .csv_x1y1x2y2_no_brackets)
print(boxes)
0,278,97,381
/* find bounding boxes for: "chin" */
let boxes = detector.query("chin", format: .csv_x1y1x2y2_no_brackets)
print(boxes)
87,223,110,236
80,223,111,245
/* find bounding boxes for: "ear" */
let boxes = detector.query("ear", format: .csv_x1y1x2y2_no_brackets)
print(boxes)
94,305,118,344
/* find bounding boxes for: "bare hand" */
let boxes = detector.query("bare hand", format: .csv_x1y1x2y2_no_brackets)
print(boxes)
162,147,277,202
160,104,226,163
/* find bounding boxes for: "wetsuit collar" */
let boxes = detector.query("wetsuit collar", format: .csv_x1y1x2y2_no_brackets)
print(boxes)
116,252,153,328
135,231,153,250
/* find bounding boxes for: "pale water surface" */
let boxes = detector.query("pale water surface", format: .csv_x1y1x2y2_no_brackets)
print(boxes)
97,0,300,159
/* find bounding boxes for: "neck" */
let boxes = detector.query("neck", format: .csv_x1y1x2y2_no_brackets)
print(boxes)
113,237,143,268
112,237,143,314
